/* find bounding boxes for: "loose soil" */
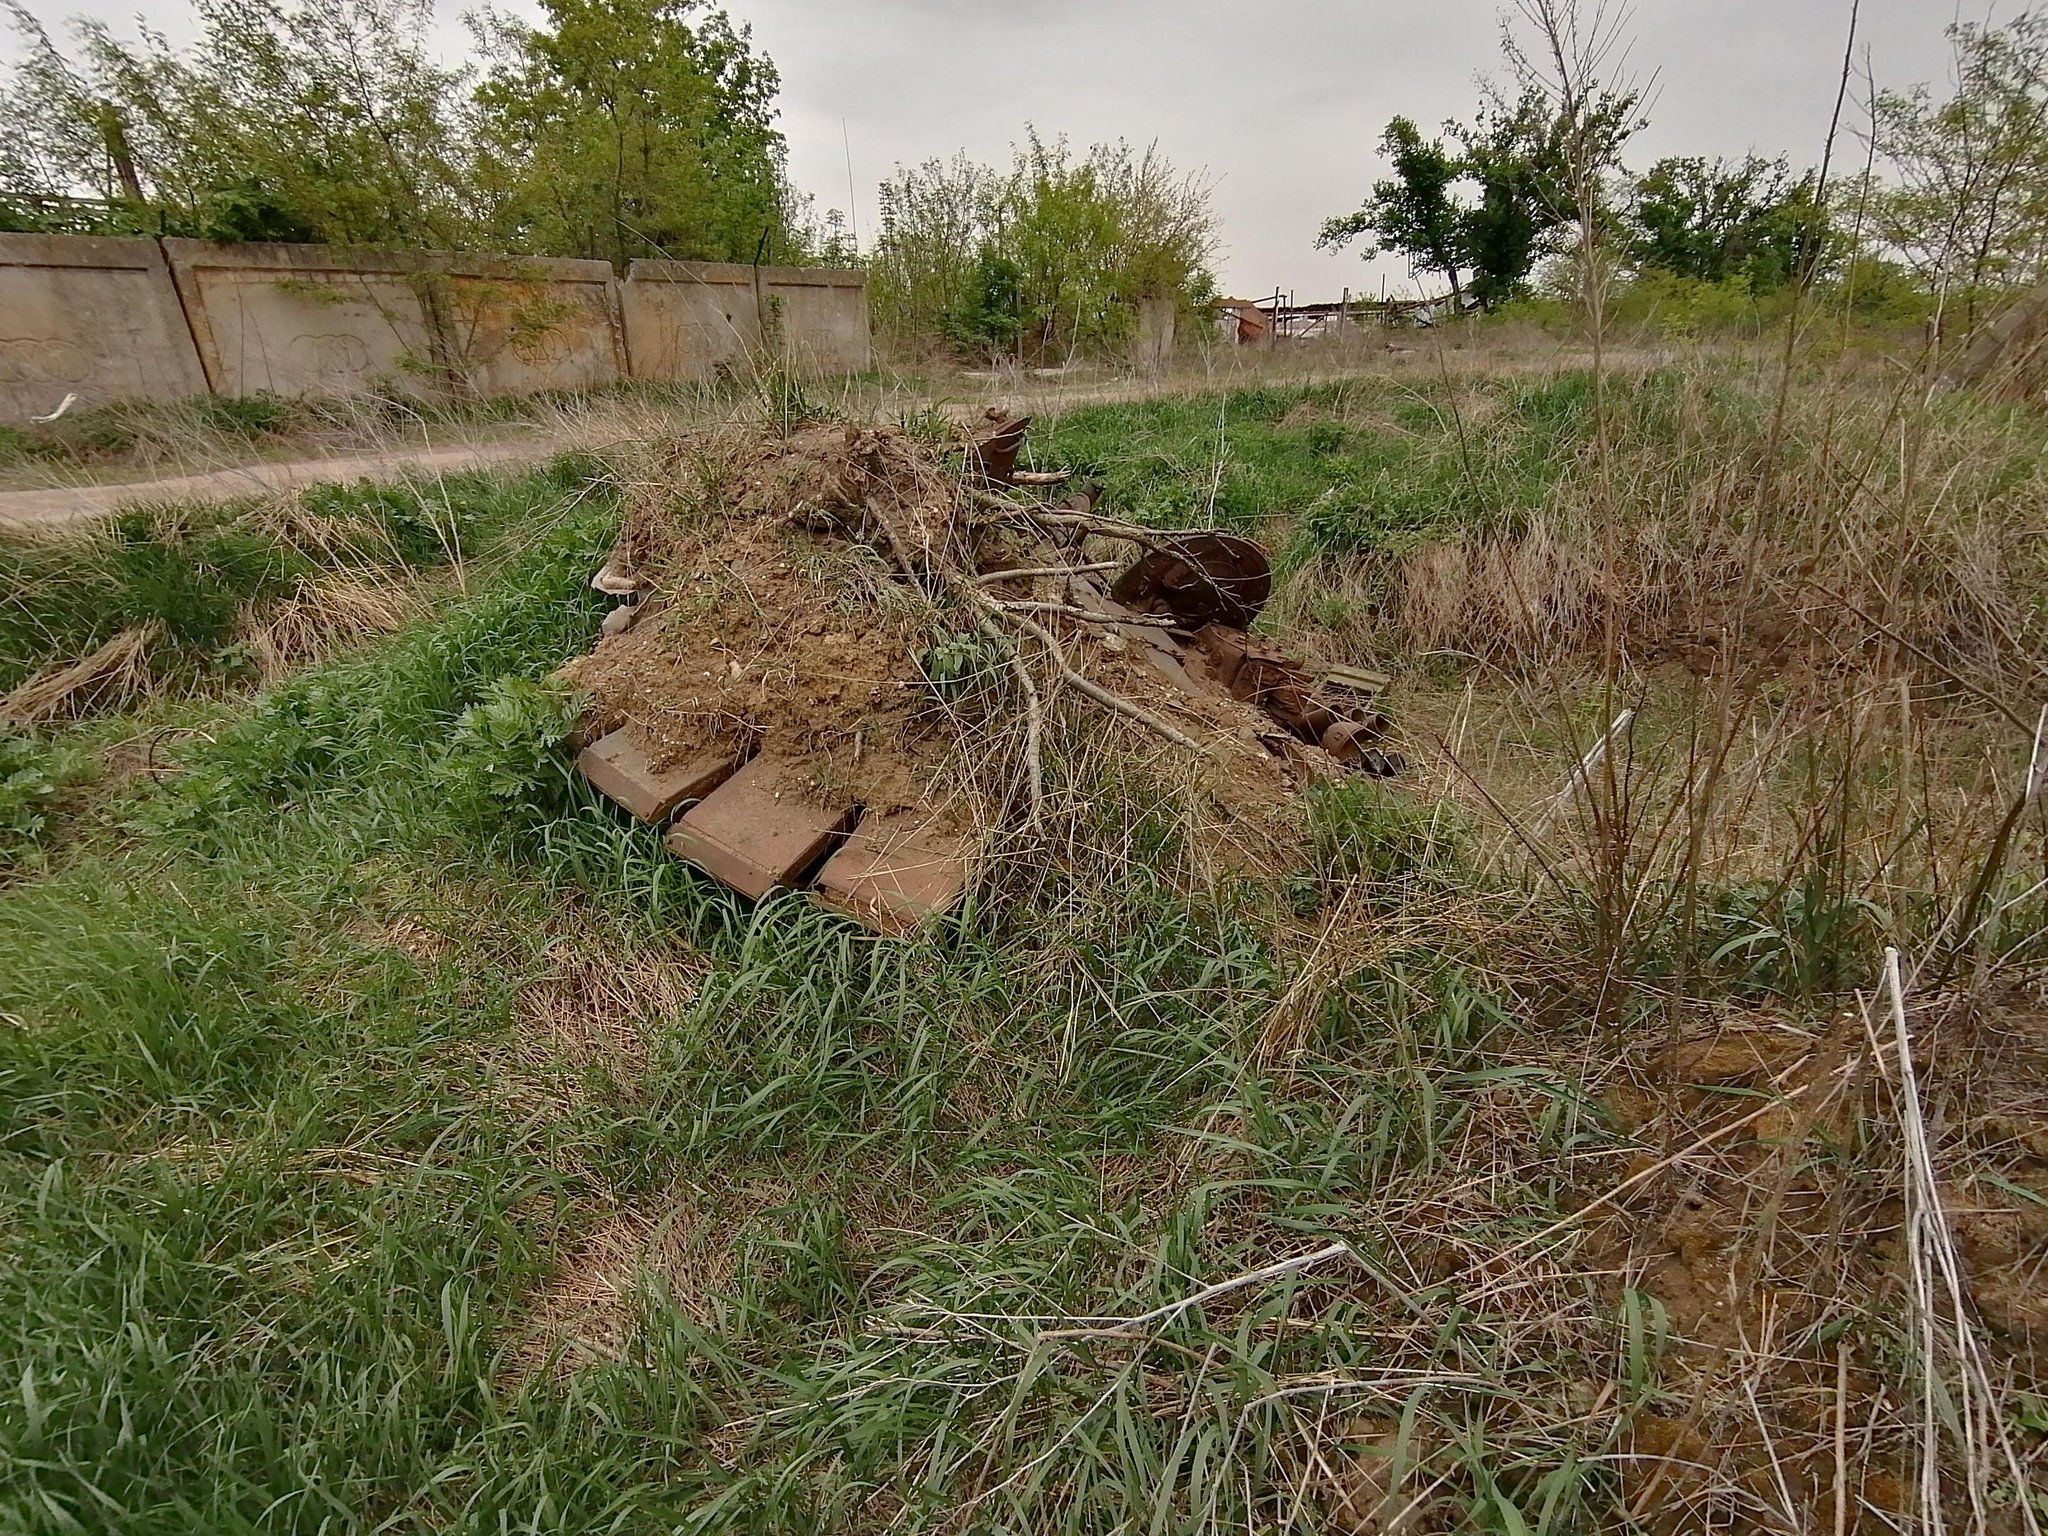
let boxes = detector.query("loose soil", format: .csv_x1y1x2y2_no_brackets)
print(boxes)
559,420,1332,856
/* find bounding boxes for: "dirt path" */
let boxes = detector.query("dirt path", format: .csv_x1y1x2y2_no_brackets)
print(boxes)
0,440,556,529
0,350,1588,530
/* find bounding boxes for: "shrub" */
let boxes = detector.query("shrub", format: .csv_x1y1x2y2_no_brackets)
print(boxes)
433,675,585,828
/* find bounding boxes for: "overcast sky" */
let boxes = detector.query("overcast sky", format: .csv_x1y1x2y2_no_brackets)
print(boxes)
5,0,1982,296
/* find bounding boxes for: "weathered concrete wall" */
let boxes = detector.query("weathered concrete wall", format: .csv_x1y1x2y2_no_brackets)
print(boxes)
164,240,433,398
447,257,622,398
0,234,210,422
623,261,869,383
765,267,870,377
620,261,761,384
0,234,864,420
163,240,624,400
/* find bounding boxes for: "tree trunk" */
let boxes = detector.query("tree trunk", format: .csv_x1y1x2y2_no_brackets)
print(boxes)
97,102,145,204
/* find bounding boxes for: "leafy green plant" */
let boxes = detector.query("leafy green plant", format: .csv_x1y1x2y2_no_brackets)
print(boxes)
918,630,1008,710
0,729,95,868
433,675,584,827
1693,876,1888,999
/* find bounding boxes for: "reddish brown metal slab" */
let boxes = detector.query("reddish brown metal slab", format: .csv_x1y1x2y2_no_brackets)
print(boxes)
813,812,972,935
577,727,745,824
1190,625,1400,775
664,757,859,900
967,411,1031,485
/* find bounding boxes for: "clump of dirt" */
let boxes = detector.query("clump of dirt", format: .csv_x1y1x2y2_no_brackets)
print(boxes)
1574,996,2048,1533
564,520,948,812
564,423,996,818
562,419,1334,851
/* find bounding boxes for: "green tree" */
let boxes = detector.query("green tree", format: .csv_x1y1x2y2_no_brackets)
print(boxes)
869,134,1215,362
472,0,792,266
1316,117,1467,305
1320,86,1640,310
1629,155,1830,293
869,152,1007,350
1869,10,2048,320
0,0,476,244
941,248,1023,355
1456,86,1638,308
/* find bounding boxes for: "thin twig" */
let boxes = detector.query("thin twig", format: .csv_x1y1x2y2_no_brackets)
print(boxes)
993,599,1178,628
994,606,1211,755
1036,1241,1356,1341
979,618,1044,826
973,560,1124,586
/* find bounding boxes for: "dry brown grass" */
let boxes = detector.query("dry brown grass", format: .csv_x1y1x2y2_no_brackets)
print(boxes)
503,1196,737,1383
509,940,703,1077
2,622,161,723
1334,359,2045,1528
238,571,424,683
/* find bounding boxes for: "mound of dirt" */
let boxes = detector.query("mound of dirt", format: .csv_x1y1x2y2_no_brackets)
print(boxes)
560,418,1366,901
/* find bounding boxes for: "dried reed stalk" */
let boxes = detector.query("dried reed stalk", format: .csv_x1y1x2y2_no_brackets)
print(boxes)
3,623,161,723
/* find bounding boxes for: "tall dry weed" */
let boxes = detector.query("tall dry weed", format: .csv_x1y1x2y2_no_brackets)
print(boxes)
238,573,423,683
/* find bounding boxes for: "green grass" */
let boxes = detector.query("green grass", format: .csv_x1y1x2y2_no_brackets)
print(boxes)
1033,374,1601,559
2,372,2039,1531
0,440,1647,1532
0,457,603,693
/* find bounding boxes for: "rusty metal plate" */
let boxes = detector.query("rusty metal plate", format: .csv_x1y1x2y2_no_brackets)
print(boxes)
967,412,1031,485
1110,533,1272,630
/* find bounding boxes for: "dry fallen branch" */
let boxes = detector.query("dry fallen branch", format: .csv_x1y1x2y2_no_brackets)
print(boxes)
980,617,1045,826
993,606,1211,756
972,560,1124,586
964,487,1231,550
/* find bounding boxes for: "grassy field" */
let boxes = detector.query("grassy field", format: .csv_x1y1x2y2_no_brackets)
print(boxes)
3,346,2047,1532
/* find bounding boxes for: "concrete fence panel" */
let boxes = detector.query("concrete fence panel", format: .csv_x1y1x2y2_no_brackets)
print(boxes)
163,240,435,398
0,234,210,423
765,267,870,377
623,261,869,383
1133,296,1175,374
0,234,864,419
162,241,625,400
439,256,623,397
621,261,763,384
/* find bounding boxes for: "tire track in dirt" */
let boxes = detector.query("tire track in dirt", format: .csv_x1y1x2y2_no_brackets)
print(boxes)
0,440,555,529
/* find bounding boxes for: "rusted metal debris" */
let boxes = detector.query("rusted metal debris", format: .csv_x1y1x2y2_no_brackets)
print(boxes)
967,409,1031,485
1190,626,1403,776
1096,529,1401,775
1111,532,1273,631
